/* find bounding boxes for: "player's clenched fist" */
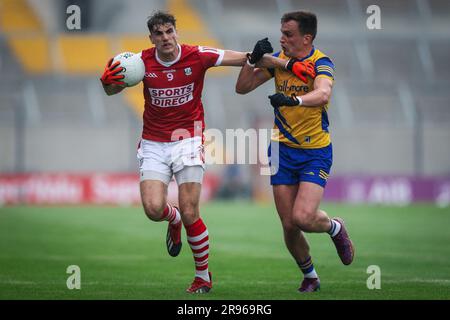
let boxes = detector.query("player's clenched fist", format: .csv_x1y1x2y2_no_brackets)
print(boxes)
247,37,274,65
268,93,300,108
100,58,125,86
285,59,316,83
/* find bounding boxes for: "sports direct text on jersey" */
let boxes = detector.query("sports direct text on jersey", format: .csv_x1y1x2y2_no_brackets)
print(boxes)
149,83,195,107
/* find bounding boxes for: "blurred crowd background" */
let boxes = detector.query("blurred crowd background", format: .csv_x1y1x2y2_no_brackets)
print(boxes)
0,0,449,206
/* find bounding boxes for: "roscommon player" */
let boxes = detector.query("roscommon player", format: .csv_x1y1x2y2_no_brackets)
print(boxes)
236,11,355,292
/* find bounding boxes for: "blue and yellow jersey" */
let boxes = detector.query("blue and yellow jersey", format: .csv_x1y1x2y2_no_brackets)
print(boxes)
264,47,335,149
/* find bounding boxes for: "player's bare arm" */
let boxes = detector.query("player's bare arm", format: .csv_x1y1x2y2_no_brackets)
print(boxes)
235,53,309,94
219,50,247,66
217,49,284,68
220,49,290,91
268,77,332,108
256,54,288,69
235,36,315,94
297,77,333,107
234,37,275,94
235,65,271,94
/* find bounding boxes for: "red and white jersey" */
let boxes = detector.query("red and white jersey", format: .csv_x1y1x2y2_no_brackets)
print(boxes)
140,44,224,142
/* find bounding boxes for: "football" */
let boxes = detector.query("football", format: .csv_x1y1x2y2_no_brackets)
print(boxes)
112,52,145,87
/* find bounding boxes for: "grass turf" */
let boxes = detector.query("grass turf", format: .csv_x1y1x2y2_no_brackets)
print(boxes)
0,202,449,300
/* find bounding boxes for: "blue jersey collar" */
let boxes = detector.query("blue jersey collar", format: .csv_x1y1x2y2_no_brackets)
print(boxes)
299,46,315,61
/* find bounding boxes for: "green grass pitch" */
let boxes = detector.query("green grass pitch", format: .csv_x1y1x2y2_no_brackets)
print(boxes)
0,202,449,300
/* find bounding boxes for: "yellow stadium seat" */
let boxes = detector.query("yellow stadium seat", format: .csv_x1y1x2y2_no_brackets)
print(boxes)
58,35,111,74
119,36,150,55
0,0,42,32
8,35,50,73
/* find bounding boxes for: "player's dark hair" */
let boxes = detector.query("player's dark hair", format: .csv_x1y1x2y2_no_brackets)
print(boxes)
281,11,317,40
147,11,176,34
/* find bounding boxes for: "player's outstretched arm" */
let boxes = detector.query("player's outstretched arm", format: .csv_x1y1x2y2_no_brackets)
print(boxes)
237,54,315,95
219,50,248,66
100,58,126,96
256,54,287,69
235,38,275,94
247,38,273,66
223,37,275,68
257,56,316,84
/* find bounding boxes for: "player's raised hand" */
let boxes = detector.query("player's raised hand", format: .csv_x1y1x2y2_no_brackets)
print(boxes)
247,37,274,65
285,59,316,83
268,93,300,108
100,58,125,86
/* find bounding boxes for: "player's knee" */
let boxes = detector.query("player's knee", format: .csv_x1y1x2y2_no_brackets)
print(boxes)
293,208,316,231
142,200,165,221
281,219,298,234
179,205,199,225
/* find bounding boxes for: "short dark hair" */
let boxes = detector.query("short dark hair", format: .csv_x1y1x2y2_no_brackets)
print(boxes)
147,11,176,34
281,11,317,40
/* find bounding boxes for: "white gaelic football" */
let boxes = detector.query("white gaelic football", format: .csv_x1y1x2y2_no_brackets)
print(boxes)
112,52,145,87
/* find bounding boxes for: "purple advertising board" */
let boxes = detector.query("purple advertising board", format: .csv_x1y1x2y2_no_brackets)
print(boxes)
324,176,450,206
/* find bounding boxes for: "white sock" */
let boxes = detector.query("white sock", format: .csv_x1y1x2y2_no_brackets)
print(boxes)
196,269,210,282
170,207,181,225
304,269,318,279
328,219,341,237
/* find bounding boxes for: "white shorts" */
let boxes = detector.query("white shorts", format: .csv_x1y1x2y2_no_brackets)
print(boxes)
137,136,205,185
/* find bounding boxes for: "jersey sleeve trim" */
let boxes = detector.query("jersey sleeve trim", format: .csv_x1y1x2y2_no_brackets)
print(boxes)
316,74,334,81
214,49,225,66
315,57,335,79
